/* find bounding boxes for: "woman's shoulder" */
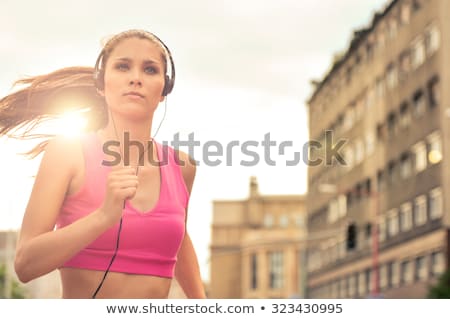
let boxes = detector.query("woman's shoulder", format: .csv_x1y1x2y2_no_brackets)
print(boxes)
172,148,196,194
43,134,86,173
45,134,85,155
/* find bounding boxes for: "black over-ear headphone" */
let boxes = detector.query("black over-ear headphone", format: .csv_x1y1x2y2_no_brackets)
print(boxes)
93,31,176,96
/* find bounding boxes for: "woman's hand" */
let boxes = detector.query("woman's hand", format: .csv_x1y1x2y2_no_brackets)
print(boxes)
99,166,138,226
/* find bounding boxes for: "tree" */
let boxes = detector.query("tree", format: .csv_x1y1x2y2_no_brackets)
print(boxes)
0,264,26,299
427,269,450,299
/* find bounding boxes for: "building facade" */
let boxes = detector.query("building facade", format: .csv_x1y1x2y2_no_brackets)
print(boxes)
306,0,449,298
209,177,307,298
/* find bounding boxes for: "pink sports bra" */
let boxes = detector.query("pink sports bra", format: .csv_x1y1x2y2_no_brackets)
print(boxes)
55,131,189,278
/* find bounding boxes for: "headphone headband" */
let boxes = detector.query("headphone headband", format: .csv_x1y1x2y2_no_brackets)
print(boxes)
93,31,175,96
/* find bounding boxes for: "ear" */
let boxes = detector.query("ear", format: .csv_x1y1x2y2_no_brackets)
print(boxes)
159,94,165,102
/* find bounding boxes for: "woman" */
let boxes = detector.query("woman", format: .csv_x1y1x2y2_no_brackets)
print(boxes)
1,29,206,298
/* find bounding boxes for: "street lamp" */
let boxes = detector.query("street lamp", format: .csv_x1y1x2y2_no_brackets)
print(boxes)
318,183,381,297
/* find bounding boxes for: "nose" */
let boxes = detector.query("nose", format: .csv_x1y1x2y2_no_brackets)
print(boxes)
129,68,142,86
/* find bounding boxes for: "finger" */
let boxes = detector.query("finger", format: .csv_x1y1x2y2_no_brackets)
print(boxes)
120,187,138,199
110,163,136,171
107,175,138,187
109,168,137,177
118,180,139,189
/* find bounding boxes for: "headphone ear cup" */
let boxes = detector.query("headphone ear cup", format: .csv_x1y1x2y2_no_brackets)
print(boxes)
94,69,105,91
162,74,172,96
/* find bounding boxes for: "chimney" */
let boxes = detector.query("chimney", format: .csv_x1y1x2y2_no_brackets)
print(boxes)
249,176,259,198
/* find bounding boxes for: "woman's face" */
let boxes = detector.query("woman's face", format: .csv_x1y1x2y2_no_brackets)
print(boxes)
102,37,166,120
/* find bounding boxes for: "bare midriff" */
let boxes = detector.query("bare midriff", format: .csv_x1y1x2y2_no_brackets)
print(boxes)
60,268,172,298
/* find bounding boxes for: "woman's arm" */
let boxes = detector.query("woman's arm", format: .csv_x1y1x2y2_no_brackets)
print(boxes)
174,150,206,298
14,136,113,283
175,232,206,298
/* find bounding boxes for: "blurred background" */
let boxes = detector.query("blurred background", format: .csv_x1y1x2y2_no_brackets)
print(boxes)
1,0,449,298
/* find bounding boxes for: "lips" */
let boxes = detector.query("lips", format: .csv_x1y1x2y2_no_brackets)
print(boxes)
124,91,144,98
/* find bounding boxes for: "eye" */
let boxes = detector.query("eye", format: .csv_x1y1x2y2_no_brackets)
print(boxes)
115,63,129,71
144,66,158,74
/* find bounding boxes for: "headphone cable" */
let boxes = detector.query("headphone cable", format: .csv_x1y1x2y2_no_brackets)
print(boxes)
91,217,123,298
91,99,167,298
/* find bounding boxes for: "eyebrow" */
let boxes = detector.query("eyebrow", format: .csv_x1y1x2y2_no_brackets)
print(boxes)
114,57,160,65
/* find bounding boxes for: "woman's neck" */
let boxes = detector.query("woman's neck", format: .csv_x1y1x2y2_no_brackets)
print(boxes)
98,116,155,166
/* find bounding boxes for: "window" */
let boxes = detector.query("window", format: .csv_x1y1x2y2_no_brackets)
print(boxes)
264,213,274,227
279,215,289,228
356,97,365,120
376,76,385,100
379,218,386,242
414,195,427,226
411,36,426,69
380,264,387,290
399,50,411,82
250,253,258,289
413,90,426,117
431,251,445,276
344,146,354,170
364,223,372,247
377,170,385,192
308,251,320,272
425,24,440,56
328,199,339,223
338,239,346,259
400,153,412,179
365,269,372,294
365,86,376,109
428,76,440,107
346,65,354,85
429,187,443,219
365,131,375,156
412,142,427,172
400,202,413,232
389,261,399,287
399,102,411,129
314,251,322,271
340,278,348,298
330,243,337,262
348,274,356,298
387,112,397,136
387,209,399,237
415,256,427,281
386,63,398,89
358,272,365,296
377,123,386,140
332,281,339,298
365,178,372,195
427,131,442,165
338,194,347,218
412,0,421,12
343,108,355,131
400,2,411,25
388,161,397,184
388,18,398,39
269,251,284,289
336,114,344,133
400,260,413,284
377,23,386,49
355,139,364,164
366,39,374,61
295,214,305,227
346,191,353,208
355,184,362,201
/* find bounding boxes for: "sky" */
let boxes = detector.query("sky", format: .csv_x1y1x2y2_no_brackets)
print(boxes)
0,0,389,282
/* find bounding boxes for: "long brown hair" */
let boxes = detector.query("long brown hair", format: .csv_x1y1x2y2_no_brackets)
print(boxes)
0,29,170,158
0,67,106,158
